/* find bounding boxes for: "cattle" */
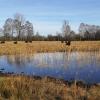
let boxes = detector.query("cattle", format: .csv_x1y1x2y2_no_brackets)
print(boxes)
65,40,71,46
0,41,5,44
14,41,18,44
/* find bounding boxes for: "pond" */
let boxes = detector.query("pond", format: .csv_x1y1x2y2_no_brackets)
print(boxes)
0,51,100,84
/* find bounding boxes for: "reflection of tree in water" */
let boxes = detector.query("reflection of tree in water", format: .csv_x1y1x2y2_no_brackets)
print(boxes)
32,52,70,69
6,54,34,67
6,51,100,69
75,51,100,68
62,52,71,68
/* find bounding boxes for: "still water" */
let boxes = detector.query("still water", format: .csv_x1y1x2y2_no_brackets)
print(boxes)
0,52,100,84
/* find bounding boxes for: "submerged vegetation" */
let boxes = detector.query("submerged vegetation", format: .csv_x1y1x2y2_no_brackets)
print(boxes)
0,75,100,100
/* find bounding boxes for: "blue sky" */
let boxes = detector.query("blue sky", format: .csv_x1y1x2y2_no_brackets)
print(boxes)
0,0,100,35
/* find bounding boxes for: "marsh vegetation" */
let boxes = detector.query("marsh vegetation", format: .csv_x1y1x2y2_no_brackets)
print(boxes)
0,41,100,55
0,75,100,100
0,13,100,100
0,47,99,100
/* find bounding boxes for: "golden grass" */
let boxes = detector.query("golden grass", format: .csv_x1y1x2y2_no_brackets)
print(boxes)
0,41,100,55
0,75,99,100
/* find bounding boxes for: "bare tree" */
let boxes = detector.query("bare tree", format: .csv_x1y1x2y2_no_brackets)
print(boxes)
14,13,25,40
25,21,34,42
62,20,71,40
79,23,100,40
3,18,14,41
0,28,3,41
20,25,26,41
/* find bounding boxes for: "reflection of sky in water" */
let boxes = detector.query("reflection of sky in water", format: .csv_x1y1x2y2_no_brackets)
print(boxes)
0,52,100,84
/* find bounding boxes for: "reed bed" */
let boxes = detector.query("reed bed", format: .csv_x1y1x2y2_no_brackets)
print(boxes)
0,75,99,100
0,41,100,55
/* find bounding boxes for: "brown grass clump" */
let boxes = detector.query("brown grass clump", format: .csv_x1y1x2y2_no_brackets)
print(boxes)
0,41,100,55
0,75,100,100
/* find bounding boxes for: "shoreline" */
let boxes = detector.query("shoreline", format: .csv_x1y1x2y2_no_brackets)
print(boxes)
0,73,100,100
0,72,99,86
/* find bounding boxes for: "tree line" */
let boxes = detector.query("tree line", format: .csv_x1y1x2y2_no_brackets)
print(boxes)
0,13,34,42
0,14,100,42
79,23,100,40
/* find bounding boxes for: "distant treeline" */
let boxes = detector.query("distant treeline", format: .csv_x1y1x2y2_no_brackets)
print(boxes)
1,33,99,41
0,14,100,42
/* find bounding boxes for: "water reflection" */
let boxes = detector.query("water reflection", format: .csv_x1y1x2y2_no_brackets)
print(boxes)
0,52,100,84
6,54,34,67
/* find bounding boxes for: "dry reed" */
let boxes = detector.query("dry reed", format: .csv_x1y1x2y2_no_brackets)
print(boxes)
0,41,100,55
0,75,99,100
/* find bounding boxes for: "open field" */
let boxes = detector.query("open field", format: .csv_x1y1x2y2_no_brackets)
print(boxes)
0,75,99,100
0,41,100,55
